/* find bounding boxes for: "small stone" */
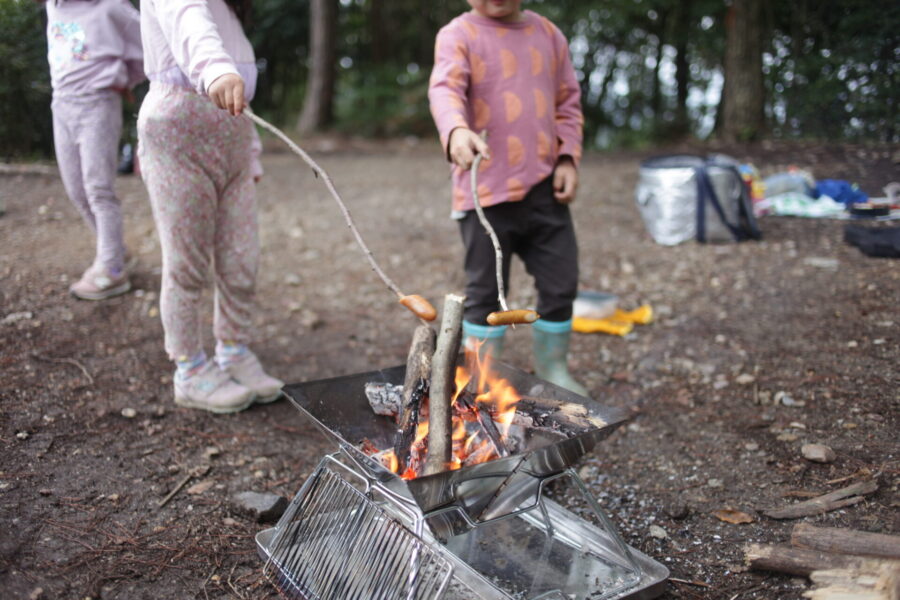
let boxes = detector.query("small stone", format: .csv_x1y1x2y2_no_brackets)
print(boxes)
29,588,44,600
777,433,799,442
204,446,221,459
707,478,723,488
804,257,839,269
148,306,159,318
16,431,29,441
801,443,836,463
223,517,237,526
664,502,689,520
121,407,137,418
744,442,759,452
231,491,288,523
284,273,302,286
649,525,668,539
2,311,33,325
847,341,858,348
187,480,214,495
38,488,52,496
873,338,886,345
107,493,120,502
842,422,858,430
735,374,756,385
776,391,804,407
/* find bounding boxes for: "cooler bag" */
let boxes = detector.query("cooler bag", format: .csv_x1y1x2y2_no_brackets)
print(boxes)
635,154,762,245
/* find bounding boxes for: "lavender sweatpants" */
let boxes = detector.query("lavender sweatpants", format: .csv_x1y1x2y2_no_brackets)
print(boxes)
137,83,259,360
51,91,125,273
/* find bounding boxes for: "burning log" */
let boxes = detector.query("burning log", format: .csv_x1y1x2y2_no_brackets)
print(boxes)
493,395,607,431
456,390,509,458
425,294,465,476
394,324,435,471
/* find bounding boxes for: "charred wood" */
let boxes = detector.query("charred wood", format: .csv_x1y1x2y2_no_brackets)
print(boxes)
394,324,435,471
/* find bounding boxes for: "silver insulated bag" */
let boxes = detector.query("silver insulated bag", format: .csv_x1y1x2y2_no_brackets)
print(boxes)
635,155,762,245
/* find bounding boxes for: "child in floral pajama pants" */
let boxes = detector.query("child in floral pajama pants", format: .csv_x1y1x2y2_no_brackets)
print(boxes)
138,0,282,413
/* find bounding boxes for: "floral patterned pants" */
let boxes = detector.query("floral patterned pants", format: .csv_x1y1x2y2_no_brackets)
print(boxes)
138,83,259,360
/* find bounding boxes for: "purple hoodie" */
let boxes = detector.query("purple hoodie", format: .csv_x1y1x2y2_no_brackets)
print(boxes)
46,0,144,97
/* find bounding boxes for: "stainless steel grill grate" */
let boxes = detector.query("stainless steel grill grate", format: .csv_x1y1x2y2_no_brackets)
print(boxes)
263,456,453,600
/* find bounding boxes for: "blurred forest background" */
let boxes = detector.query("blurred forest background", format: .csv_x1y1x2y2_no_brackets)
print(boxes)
1,0,897,159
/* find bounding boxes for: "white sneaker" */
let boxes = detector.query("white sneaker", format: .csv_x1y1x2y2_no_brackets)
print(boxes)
174,361,255,414
220,351,284,404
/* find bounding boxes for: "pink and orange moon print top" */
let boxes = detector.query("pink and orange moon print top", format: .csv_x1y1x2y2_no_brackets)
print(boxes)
428,10,583,212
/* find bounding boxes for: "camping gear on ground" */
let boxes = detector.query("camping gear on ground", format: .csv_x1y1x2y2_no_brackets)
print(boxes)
573,290,619,320
815,179,868,206
844,225,900,258
573,305,653,336
635,154,762,245
763,170,816,198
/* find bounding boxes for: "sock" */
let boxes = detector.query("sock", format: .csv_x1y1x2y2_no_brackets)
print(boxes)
175,351,208,381
215,341,248,368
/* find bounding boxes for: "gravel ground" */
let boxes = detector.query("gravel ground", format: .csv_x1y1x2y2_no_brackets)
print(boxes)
1,138,897,599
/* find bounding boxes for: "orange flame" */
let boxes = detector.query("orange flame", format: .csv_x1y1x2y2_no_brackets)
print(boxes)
377,340,522,480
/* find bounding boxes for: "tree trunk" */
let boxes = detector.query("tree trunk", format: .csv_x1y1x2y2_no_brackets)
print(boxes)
298,0,337,134
719,0,766,141
672,1,691,137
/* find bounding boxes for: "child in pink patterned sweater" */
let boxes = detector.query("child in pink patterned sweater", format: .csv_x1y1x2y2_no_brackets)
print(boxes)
428,0,588,396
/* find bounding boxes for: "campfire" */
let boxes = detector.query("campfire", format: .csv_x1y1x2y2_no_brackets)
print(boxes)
365,342,525,480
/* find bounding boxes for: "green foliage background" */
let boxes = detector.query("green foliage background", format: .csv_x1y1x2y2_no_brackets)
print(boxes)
1,0,897,159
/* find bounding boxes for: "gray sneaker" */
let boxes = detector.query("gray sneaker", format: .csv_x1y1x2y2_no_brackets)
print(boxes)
220,351,284,404
174,361,256,414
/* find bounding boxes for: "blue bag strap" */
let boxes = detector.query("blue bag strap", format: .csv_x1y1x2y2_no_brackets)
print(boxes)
695,166,744,242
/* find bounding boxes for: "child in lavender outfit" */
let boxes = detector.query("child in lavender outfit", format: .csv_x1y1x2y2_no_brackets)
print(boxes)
138,0,281,414
428,0,588,395
45,0,144,300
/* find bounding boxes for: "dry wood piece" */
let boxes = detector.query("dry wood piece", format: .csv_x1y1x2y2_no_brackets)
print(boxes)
804,564,900,600
456,390,509,458
745,543,870,577
764,479,878,520
792,524,900,561
364,382,403,418
424,294,465,476
394,324,435,471
505,395,607,430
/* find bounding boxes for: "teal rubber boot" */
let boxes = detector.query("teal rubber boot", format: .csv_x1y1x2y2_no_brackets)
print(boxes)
532,319,589,397
462,320,507,362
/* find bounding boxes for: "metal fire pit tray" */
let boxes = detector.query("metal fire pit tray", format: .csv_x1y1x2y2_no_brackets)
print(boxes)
257,361,668,600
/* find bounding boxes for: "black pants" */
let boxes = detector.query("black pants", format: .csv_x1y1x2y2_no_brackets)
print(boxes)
458,176,579,325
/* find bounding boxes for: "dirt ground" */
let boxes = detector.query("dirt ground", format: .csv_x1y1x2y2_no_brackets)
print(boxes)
1,138,897,600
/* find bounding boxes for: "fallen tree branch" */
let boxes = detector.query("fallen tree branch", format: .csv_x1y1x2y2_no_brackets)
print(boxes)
744,544,871,577
792,523,900,560
763,478,878,519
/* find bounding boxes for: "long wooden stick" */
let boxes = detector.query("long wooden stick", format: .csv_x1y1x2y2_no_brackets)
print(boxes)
470,146,510,314
244,108,435,323
424,294,465,475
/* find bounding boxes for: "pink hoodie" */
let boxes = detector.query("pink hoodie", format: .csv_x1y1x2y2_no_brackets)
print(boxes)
428,10,583,213
46,0,144,98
